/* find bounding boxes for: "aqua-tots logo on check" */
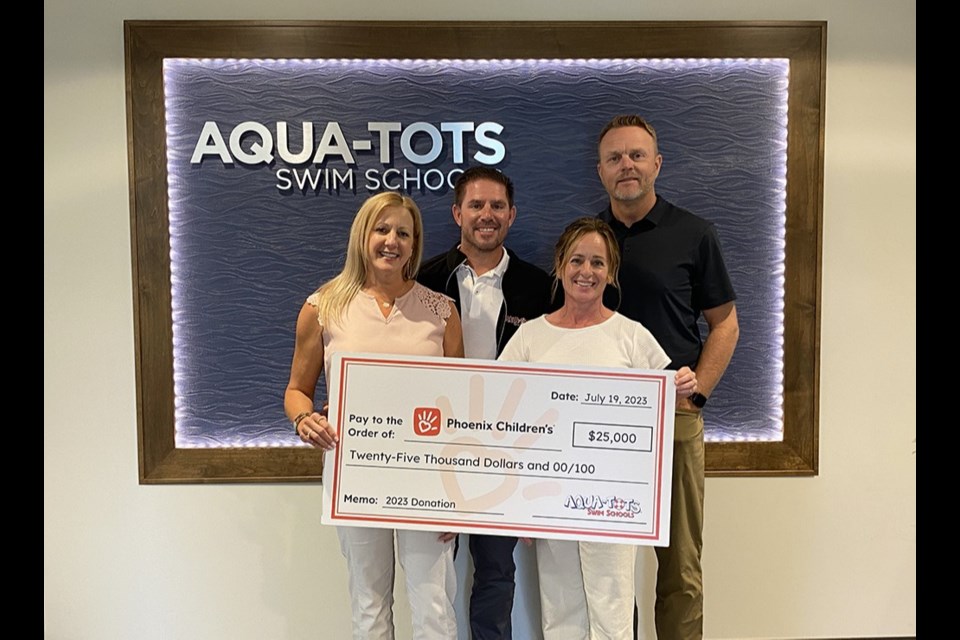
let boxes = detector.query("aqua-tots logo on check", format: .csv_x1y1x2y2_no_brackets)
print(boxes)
413,407,442,436
565,494,642,519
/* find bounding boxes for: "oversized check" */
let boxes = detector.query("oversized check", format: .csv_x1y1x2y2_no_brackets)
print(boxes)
321,352,675,545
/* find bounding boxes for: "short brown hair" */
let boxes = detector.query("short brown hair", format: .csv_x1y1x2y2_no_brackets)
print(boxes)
597,115,659,157
453,166,515,208
551,217,621,300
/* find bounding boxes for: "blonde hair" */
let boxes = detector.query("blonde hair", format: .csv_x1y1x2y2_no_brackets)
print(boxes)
314,192,424,326
551,217,621,301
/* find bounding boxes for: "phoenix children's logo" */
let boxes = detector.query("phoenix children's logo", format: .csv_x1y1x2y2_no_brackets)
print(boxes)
413,407,442,436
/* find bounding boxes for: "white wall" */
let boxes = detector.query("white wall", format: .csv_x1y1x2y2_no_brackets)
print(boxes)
44,1,916,638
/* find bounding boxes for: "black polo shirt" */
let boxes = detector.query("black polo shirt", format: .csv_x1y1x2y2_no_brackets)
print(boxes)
599,196,736,370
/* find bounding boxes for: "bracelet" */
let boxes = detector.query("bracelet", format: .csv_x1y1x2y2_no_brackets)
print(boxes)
292,411,312,434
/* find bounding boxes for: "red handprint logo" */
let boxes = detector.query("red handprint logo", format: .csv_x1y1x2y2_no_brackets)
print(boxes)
413,407,442,436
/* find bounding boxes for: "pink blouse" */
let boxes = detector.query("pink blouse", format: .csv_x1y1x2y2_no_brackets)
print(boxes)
307,282,453,384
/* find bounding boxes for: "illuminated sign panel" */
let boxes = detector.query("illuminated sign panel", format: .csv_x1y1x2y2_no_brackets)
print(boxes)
164,57,788,448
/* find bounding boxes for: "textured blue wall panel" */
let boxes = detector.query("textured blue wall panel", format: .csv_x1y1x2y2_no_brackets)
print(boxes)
164,58,788,447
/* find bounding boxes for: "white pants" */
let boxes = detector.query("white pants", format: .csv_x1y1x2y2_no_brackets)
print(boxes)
536,538,641,640
337,526,457,640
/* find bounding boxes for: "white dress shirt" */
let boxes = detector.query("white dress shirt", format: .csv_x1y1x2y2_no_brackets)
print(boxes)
456,249,510,360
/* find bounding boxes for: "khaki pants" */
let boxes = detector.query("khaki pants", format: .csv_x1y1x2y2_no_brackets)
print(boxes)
653,409,705,640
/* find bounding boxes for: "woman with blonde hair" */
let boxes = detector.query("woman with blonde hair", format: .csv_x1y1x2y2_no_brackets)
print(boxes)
285,191,463,639
499,217,697,640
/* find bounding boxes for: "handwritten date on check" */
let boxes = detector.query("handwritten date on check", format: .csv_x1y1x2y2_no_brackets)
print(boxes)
321,353,676,546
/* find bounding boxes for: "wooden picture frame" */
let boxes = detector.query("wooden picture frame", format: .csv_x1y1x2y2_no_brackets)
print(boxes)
126,20,824,482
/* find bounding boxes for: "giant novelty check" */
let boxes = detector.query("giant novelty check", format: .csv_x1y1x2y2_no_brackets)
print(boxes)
321,353,675,545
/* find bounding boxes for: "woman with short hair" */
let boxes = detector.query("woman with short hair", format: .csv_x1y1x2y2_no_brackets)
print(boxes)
499,217,697,640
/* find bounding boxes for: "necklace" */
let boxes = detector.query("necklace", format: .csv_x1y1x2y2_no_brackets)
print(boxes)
551,307,611,328
367,291,394,308
364,283,410,311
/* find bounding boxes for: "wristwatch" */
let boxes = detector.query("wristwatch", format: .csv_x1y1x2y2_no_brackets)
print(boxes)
689,392,708,409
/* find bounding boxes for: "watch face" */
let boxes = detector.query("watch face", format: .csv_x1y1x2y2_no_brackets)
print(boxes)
690,392,707,408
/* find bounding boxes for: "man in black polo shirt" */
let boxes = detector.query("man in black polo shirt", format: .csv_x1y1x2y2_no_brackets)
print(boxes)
596,115,739,640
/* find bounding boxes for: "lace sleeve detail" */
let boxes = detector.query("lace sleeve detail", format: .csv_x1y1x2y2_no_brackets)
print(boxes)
305,292,323,328
414,283,453,321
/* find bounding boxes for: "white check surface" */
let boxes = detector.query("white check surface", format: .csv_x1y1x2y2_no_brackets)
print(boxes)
321,353,675,545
